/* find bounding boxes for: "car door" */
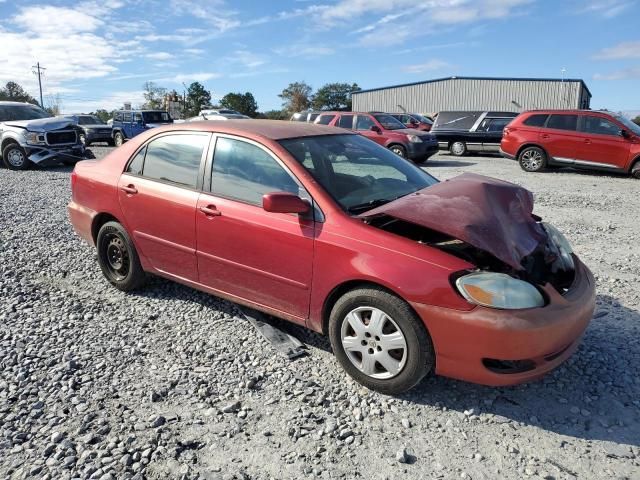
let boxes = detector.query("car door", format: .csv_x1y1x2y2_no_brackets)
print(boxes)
575,115,631,170
478,118,512,151
538,114,580,164
122,112,133,138
117,132,210,281
195,135,315,321
354,115,385,146
133,112,145,137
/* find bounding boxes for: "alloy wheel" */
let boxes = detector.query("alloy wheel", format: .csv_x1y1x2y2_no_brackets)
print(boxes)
391,146,406,158
340,306,408,379
521,149,543,171
451,142,465,156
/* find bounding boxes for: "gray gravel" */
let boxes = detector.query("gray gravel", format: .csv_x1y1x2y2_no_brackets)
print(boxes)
1,147,639,479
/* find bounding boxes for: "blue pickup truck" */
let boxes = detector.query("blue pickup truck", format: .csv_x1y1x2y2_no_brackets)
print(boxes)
111,110,173,146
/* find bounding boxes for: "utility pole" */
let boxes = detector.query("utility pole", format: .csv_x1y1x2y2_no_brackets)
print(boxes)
32,62,46,108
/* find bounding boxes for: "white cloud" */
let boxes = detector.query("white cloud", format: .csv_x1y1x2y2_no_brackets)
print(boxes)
593,41,640,60
273,45,335,57
155,72,222,84
169,0,241,33
402,59,454,73
14,5,103,34
64,90,146,112
146,52,174,60
579,0,636,18
593,67,640,80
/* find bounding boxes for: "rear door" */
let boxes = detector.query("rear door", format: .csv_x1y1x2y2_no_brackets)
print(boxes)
354,114,385,146
538,114,580,164
575,114,631,170
122,112,134,138
195,135,315,321
132,112,145,137
118,132,210,281
477,118,512,151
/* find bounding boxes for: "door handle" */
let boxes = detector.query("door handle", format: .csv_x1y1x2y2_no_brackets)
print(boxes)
541,134,550,139
199,205,222,217
121,184,137,195
584,139,592,144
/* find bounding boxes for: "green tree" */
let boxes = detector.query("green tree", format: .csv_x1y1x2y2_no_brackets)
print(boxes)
185,82,211,117
142,81,166,110
0,81,37,104
219,92,258,117
632,116,640,126
259,109,288,120
92,109,112,123
279,81,312,114
312,82,361,111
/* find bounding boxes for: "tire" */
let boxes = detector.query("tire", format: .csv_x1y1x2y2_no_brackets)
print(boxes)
631,161,640,179
449,141,467,156
389,144,407,158
96,221,146,291
113,131,124,147
328,287,435,395
84,149,96,159
2,144,31,170
107,139,116,147
518,146,547,172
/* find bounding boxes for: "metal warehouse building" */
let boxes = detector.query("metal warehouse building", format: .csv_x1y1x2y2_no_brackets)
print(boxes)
352,76,592,114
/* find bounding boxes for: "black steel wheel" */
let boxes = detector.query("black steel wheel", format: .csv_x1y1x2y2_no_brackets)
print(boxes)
96,221,146,291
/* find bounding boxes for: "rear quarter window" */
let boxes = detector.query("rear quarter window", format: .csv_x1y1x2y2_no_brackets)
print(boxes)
522,114,549,127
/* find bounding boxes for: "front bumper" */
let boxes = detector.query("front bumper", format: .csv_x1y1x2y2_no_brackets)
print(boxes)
26,144,87,166
406,142,439,161
412,257,596,386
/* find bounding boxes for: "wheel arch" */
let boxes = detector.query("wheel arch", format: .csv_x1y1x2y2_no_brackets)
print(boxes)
91,212,124,244
516,143,548,160
628,154,640,173
320,279,423,336
386,142,407,153
1,136,22,154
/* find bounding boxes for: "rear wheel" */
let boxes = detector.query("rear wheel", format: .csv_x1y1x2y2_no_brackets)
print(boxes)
96,221,146,291
113,131,124,147
2,144,31,170
389,144,407,158
328,287,435,395
631,161,640,179
449,141,466,156
107,138,116,147
518,146,547,172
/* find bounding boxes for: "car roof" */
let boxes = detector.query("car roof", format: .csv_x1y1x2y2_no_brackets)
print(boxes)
155,119,352,140
521,109,614,115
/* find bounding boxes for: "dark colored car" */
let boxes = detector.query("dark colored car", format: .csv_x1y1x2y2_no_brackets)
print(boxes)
315,111,438,163
431,111,518,156
111,110,173,147
68,120,595,394
64,114,114,146
0,101,92,170
501,110,640,177
390,113,433,131
290,110,321,123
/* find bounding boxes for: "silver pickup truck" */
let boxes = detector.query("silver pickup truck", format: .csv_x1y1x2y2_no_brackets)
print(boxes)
0,101,93,170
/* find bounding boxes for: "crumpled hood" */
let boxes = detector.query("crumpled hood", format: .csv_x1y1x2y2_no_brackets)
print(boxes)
361,173,548,270
5,117,76,132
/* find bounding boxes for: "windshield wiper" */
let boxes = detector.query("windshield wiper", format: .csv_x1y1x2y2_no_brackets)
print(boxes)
347,198,394,214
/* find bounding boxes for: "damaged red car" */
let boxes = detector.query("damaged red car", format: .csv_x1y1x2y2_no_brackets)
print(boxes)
68,121,596,394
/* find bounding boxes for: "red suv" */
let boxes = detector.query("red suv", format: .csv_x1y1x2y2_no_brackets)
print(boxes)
314,111,439,163
501,110,640,178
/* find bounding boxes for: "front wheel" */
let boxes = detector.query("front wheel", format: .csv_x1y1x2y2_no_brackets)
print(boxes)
2,144,31,170
449,141,467,156
389,145,407,158
113,131,124,147
328,287,435,395
518,146,547,172
96,221,146,291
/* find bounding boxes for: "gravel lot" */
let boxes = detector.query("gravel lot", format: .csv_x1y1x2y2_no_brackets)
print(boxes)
1,146,639,480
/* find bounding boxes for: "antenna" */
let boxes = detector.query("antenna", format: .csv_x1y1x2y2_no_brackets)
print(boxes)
32,62,46,108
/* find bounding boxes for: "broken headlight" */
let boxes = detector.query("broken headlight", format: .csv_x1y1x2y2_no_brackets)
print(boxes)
542,222,574,271
455,272,545,309
23,131,46,145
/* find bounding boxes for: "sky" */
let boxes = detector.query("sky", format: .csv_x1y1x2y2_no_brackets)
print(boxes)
0,0,639,114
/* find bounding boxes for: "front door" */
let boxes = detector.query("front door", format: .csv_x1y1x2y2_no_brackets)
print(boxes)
575,115,631,170
117,132,210,281
196,135,315,321
354,115,385,146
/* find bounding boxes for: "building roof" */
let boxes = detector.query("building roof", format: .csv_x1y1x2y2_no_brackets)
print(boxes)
354,76,592,98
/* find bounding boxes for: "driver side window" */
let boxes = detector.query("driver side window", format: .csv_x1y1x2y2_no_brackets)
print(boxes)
211,137,301,205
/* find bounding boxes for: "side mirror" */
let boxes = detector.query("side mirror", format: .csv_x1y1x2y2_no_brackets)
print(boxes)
621,129,631,139
262,192,310,214
370,125,382,134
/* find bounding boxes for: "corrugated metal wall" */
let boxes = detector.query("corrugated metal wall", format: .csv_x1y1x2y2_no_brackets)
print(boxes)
352,78,589,113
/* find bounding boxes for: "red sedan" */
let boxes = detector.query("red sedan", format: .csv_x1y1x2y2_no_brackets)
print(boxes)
68,120,595,394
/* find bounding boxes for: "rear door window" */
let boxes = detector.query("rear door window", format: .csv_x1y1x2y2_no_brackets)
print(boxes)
123,112,132,123
141,134,208,188
337,115,354,129
523,114,549,127
580,116,622,136
355,115,375,131
547,115,578,131
483,118,511,132
316,114,336,125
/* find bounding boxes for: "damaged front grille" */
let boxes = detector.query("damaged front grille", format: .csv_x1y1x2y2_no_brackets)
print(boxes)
46,130,77,145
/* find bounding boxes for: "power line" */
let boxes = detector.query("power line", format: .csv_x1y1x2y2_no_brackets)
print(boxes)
32,62,46,108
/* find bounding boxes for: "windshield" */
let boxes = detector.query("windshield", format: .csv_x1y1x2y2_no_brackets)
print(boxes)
142,111,171,123
613,114,640,136
279,134,437,213
0,104,51,122
373,114,407,130
78,115,100,125
412,114,433,124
